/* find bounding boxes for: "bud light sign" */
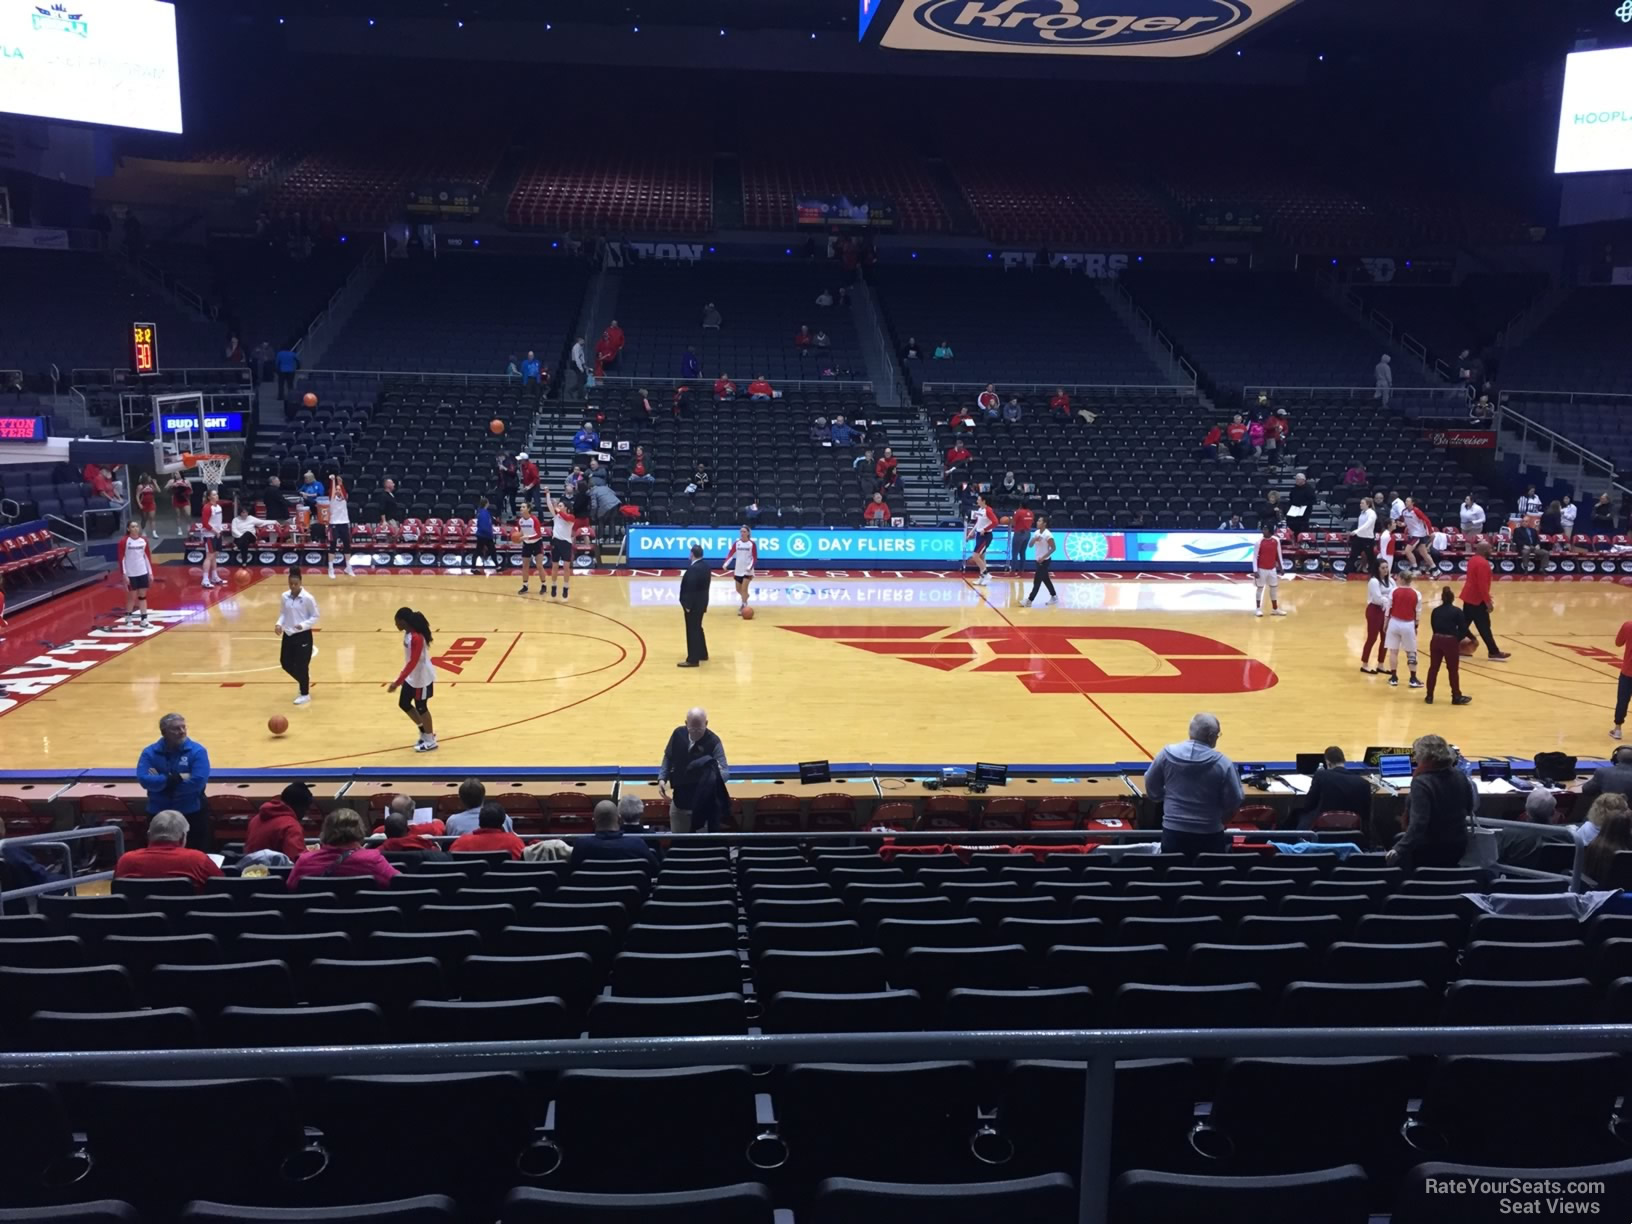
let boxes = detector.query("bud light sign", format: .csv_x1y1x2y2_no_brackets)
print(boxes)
866,0,1301,56
154,411,244,435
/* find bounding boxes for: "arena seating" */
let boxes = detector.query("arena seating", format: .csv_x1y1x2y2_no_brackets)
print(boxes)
0,251,226,375
193,238,366,353
1366,183,1537,247
1126,270,1430,396
952,161,1183,248
739,153,952,234
1350,276,1539,375
0,469,121,529
1159,168,1404,252
318,257,588,376
610,263,867,383
1503,396,1632,475
876,267,1169,389
0,844,1617,1219
506,153,712,233
1500,288,1632,394
263,140,506,226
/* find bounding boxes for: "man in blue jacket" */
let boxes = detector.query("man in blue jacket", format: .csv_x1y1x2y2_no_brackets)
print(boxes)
137,713,212,850
1142,712,1242,858
568,801,657,870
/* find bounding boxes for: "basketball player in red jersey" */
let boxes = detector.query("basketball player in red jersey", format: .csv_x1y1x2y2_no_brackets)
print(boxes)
720,526,758,617
1382,571,1424,689
968,494,998,587
1253,524,1287,617
118,520,153,626
200,490,225,589
514,500,544,594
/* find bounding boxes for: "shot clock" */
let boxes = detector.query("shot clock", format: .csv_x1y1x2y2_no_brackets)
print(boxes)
131,322,159,377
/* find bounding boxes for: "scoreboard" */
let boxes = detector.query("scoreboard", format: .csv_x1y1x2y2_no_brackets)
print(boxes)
131,322,159,377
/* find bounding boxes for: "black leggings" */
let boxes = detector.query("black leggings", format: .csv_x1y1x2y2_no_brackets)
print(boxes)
1347,534,1377,574
1028,560,1057,602
280,630,313,696
474,536,498,565
1617,674,1632,727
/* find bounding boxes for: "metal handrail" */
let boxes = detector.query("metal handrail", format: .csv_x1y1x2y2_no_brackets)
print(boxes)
1241,384,1442,400
0,824,125,903
921,382,1196,395
1502,388,1632,406
69,368,252,390
598,374,877,391
0,1023,1624,1224
302,369,518,385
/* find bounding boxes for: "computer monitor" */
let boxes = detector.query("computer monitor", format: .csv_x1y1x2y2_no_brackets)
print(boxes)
1362,745,1415,768
798,760,831,785
974,762,1008,786
1295,752,1326,775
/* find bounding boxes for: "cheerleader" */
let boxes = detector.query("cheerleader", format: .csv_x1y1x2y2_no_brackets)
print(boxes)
166,471,192,537
135,474,159,537
118,520,153,626
200,490,225,588
968,494,998,587
387,606,438,752
720,525,758,616
326,474,355,578
1361,559,1394,674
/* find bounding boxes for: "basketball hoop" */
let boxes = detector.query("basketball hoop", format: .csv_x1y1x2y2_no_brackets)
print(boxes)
182,452,229,490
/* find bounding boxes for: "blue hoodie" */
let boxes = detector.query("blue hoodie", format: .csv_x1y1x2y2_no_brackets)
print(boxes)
1143,739,1243,834
137,736,211,815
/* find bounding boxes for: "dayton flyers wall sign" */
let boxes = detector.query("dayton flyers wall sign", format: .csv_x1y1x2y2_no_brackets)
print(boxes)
864,0,1302,57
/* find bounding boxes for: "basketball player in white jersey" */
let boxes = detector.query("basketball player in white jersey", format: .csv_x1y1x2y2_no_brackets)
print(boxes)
967,494,998,587
547,488,576,600
200,490,225,588
326,475,355,578
388,606,438,752
720,525,758,616
118,520,153,625
514,501,544,594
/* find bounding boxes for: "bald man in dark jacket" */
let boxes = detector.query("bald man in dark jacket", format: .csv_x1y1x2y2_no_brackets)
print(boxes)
678,544,711,667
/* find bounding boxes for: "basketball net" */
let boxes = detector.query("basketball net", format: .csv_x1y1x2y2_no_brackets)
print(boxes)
183,453,229,491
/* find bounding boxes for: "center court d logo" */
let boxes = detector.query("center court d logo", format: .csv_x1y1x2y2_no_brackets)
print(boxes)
784,625,1277,695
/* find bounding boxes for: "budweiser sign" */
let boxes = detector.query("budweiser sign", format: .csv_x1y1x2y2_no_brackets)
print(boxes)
1423,429,1496,450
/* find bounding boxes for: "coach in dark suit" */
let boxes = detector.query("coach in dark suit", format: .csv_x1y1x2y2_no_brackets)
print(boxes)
1284,746,1373,831
678,543,711,667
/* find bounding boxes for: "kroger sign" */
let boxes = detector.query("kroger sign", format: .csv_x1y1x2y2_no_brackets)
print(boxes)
867,0,1301,56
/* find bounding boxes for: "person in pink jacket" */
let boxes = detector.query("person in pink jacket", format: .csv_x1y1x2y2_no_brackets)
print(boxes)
285,808,399,889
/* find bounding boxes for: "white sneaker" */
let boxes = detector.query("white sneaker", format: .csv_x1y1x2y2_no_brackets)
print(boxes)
327,565,335,579
1613,727,1624,741
1021,599,1032,608
414,736,439,753
1255,607,1264,617
1272,608,1288,616
345,564,356,576
975,574,989,586
293,694,310,706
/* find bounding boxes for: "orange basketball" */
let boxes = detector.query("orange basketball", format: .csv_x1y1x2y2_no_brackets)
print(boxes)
1459,638,1478,656
741,606,755,620
302,392,318,408
490,419,505,435
268,714,289,735
1000,516,1012,526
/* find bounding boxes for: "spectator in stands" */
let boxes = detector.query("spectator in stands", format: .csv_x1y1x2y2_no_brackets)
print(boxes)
748,374,774,401
1343,462,1368,487
375,479,405,527
1385,734,1472,868
876,448,899,492
588,479,621,529
373,793,445,840
1264,412,1288,467
1001,394,1023,423
618,795,649,831
83,463,116,501
659,707,729,832
1143,712,1243,857
901,336,923,361
516,452,541,507
814,328,830,350
1000,469,1020,500
1469,395,1494,424
815,288,834,308
1459,495,1485,534
1286,473,1315,525
944,439,971,482
1199,423,1223,461
1283,746,1373,831
1218,512,1246,530
1049,388,1072,419
245,782,311,860
1258,490,1283,529
1386,490,1405,526
378,812,440,854
506,354,521,380
681,347,701,379
794,325,812,354
1524,789,1557,825
702,302,722,330
520,351,541,385
114,809,222,891
1561,495,1578,540
1518,485,1542,517
686,459,711,496
1512,517,1546,571
286,808,399,887
494,452,517,514
0,815,56,892
275,345,299,399
262,476,289,524
449,801,526,859
1373,353,1393,406
1010,500,1034,573
446,778,508,836
741,497,763,526
1225,415,1248,461
252,340,274,384
629,446,655,486
714,374,737,400
1541,500,1564,538
1247,417,1265,459
863,491,891,525
570,800,657,868
811,417,832,445
830,416,856,447
573,422,600,454
138,713,211,851
1584,794,1632,883
1591,492,1616,534
299,470,323,508
1584,746,1632,800
601,320,624,367
933,340,954,359
976,384,1000,418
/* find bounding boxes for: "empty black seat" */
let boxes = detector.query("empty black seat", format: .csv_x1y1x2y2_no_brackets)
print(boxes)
623,922,737,955
899,944,1026,1000
1119,916,1225,951
406,996,573,1041
809,1173,1076,1224
26,1006,202,1051
610,950,741,998
756,948,887,997
1276,980,1436,1027
763,990,923,1034
500,1183,774,1224
0,935,85,968
1047,944,1176,993
184,1197,461,1223
304,957,445,1023
1461,939,1588,982
1441,977,1597,1025
585,993,745,1037
463,952,597,1009
1411,1054,1625,1167
940,986,1094,1031
1324,941,1453,987
1111,1164,1371,1224
149,959,297,1020
748,920,862,957
1110,982,1267,1028
780,1062,982,1182
0,964,137,1027
216,1003,388,1048
1186,942,1314,995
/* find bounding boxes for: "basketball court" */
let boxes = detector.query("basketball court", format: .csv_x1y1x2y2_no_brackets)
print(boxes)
1,565,1626,770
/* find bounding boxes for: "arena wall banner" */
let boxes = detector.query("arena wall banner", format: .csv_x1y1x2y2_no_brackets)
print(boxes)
1423,429,1496,450
626,527,1258,571
863,0,1303,56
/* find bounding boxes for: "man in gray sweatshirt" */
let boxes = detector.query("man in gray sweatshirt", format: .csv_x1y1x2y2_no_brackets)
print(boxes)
1143,713,1244,857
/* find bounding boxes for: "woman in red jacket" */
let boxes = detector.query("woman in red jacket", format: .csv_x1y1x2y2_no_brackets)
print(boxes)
244,781,312,860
